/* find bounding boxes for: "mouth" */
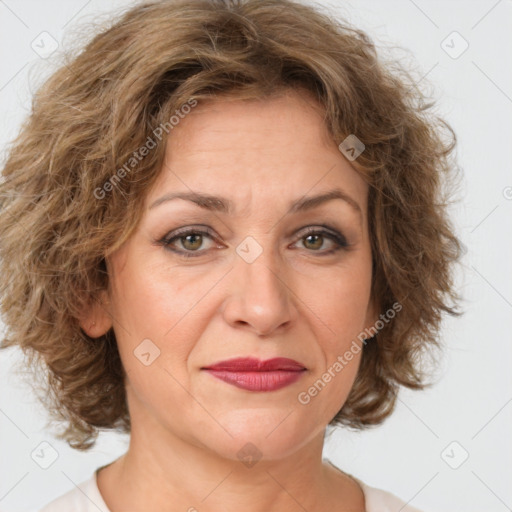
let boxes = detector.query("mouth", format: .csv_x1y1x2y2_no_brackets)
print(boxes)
201,357,307,392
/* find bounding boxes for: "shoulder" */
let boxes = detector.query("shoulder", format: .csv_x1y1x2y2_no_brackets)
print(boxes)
324,459,428,512
33,471,110,512
353,476,427,512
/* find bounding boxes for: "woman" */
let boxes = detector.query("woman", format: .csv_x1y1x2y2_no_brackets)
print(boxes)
0,0,463,510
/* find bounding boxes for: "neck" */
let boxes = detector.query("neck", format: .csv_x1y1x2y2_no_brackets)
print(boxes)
96,387,364,511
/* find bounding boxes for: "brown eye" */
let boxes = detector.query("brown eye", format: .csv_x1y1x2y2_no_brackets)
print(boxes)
180,233,204,251
294,227,349,254
302,233,325,250
159,226,220,258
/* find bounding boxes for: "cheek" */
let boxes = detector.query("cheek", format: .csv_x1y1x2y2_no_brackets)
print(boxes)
109,268,202,419
294,257,372,339
110,255,197,337
292,260,370,405
109,260,221,379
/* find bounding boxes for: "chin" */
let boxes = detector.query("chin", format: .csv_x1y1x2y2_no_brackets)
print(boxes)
192,409,323,463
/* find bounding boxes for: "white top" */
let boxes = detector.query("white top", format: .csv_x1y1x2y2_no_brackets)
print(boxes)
32,464,426,512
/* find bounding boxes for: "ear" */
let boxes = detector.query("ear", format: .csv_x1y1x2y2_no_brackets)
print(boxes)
79,289,113,338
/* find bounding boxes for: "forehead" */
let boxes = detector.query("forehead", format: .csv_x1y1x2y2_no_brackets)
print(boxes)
147,91,368,214
169,90,331,155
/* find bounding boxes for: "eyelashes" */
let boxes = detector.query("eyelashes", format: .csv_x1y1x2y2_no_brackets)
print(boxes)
159,226,220,258
155,224,350,259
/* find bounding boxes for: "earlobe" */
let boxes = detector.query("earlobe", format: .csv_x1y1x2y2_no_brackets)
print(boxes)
79,290,113,338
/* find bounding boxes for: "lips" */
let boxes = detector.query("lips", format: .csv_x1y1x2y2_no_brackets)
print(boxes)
202,357,307,392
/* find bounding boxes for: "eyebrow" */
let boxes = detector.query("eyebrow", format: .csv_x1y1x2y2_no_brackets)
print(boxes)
148,188,362,219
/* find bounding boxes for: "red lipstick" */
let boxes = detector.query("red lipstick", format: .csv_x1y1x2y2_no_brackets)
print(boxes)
202,357,306,392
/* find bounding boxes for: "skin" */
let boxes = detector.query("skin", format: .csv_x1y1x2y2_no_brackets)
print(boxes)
82,89,377,512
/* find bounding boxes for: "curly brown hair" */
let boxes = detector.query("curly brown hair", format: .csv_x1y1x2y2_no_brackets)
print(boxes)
0,0,463,450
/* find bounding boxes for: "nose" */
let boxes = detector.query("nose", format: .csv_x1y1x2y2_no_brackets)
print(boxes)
221,247,297,337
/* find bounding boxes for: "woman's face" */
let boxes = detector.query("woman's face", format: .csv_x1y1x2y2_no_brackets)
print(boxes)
97,90,376,461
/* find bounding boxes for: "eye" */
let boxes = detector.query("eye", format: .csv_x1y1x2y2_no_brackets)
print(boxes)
293,226,349,254
156,224,349,259
158,226,221,258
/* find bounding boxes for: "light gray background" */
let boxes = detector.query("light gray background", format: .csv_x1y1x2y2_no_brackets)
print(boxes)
0,1,511,511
